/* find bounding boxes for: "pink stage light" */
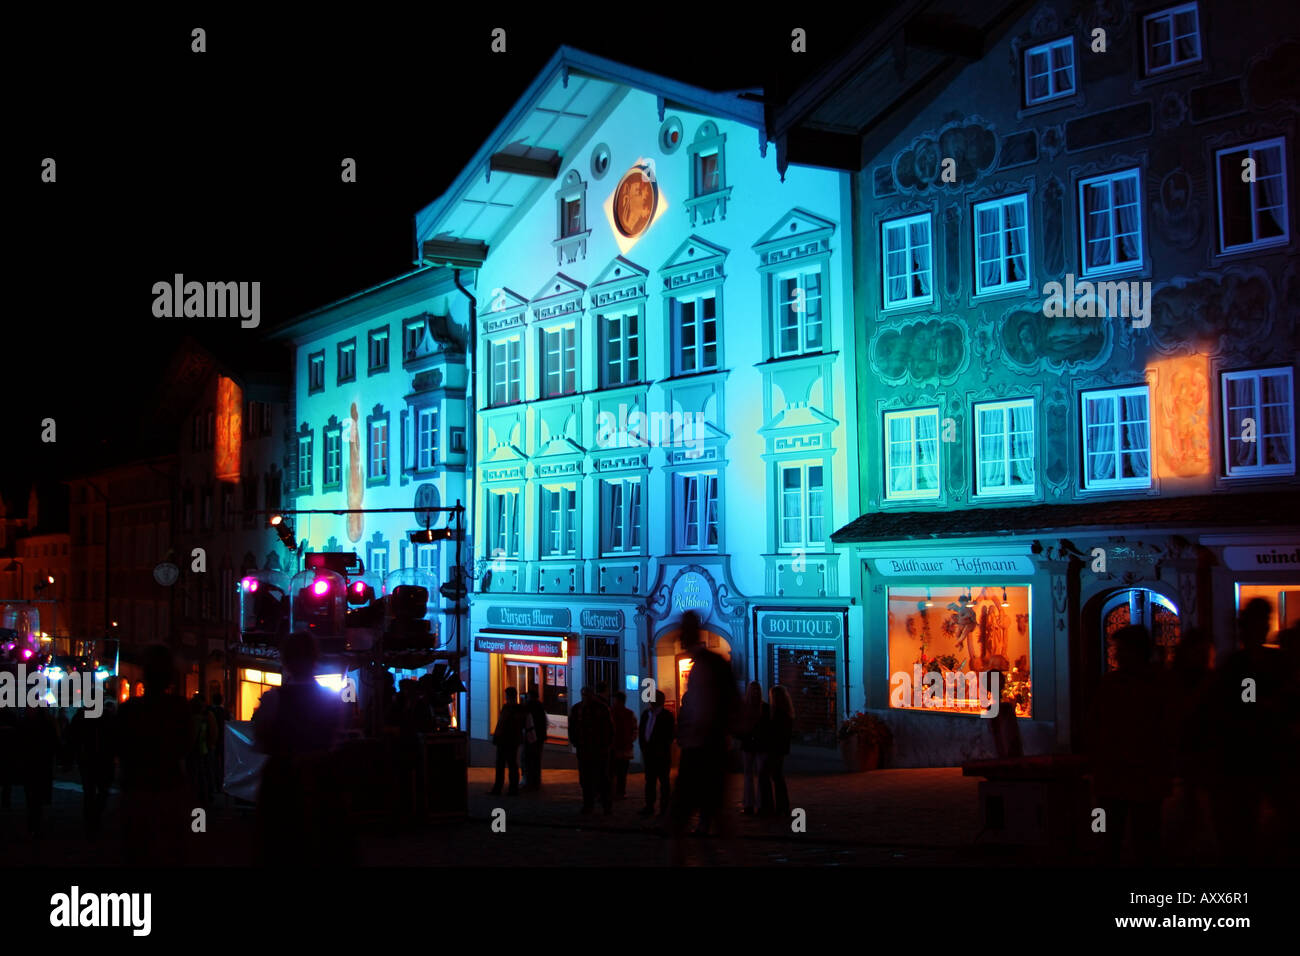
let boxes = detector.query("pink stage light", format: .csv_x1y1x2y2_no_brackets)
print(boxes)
312,579,330,597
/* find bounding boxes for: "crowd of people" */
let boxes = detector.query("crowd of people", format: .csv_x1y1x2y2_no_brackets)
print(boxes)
1085,598,1300,865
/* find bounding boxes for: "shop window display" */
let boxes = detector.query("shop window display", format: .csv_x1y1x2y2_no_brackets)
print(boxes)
887,585,1032,716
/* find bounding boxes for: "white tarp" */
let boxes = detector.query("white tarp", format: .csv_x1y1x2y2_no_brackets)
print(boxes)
223,720,265,802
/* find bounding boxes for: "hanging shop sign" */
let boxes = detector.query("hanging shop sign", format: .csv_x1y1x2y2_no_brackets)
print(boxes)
758,611,842,640
871,554,1035,576
474,635,566,658
485,606,572,629
580,608,625,632
1223,545,1300,571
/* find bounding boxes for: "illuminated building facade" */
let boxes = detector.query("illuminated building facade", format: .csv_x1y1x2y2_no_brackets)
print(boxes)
771,0,1300,764
412,48,861,752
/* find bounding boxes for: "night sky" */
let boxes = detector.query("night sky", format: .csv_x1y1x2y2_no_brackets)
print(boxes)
11,9,874,510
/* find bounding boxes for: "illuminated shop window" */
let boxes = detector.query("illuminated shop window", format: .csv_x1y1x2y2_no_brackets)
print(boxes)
883,407,940,500
1222,367,1294,476
1082,386,1151,489
1237,583,1300,642
881,213,932,309
975,398,1035,496
1142,2,1201,75
775,268,824,356
886,585,1032,717
1216,139,1288,254
973,195,1030,294
1078,169,1142,277
1023,36,1075,105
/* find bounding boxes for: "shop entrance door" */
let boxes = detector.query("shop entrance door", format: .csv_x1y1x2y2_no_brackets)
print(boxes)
1101,588,1181,669
504,660,540,702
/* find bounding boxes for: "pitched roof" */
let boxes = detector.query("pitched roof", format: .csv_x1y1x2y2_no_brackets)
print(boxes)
830,491,1300,543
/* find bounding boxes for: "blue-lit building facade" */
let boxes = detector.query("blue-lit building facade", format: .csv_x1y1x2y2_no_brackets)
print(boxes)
770,0,1300,764
412,49,862,753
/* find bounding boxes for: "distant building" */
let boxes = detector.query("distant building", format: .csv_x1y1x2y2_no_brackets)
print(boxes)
771,0,1300,763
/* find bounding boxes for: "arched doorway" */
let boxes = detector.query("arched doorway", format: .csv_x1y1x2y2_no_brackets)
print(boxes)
1100,588,1182,670
654,623,731,714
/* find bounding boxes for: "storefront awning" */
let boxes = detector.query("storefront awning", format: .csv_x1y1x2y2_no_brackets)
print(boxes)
830,491,1298,544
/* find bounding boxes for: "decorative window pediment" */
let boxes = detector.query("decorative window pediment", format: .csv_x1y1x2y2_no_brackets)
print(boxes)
554,169,591,266
530,273,586,324
685,121,732,226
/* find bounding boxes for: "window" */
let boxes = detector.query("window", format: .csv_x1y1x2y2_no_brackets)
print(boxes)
414,543,436,578
368,544,389,580
1078,169,1142,276
884,408,940,500
973,195,1031,294
672,293,719,375
368,327,389,373
775,269,824,356
242,477,258,529
696,150,720,195
368,418,389,482
540,326,577,397
1222,367,1294,476
297,434,313,493
404,317,426,362
1024,37,1075,104
337,339,356,384
600,313,641,387
540,486,577,557
1082,386,1151,489
1216,139,1288,254
601,479,642,555
779,463,826,550
975,399,1035,496
887,585,1033,717
490,338,522,405
324,425,342,491
308,352,325,393
676,472,719,552
417,408,438,471
562,199,583,238
487,490,521,559
882,214,933,308
1143,3,1201,75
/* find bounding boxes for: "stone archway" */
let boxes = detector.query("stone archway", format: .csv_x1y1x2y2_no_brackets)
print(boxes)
653,623,731,714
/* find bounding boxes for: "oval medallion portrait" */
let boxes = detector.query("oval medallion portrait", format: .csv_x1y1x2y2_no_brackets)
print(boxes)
613,164,658,238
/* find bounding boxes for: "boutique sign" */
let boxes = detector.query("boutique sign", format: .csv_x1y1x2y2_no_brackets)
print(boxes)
758,611,842,640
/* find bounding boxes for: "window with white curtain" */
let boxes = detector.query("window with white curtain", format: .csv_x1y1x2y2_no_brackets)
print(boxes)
975,399,1035,496
540,485,577,557
884,408,940,500
297,434,312,492
882,214,933,308
973,195,1031,295
775,268,825,356
601,479,642,555
1082,386,1151,489
487,489,520,558
1216,138,1288,254
489,337,521,405
676,472,719,551
779,462,826,549
1222,367,1294,476
540,326,577,397
1142,3,1201,75
1078,169,1142,277
417,407,438,471
1024,36,1075,105
323,426,341,491
672,293,719,374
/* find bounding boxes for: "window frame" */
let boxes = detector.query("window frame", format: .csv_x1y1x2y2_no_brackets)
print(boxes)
539,484,578,558
773,266,826,357
972,194,1032,296
883,407,942,501
599,311,641,388
416,406,439,472
1142,2,1202,76
1081,385,1153,490
973,398,1036,498
671,291,720,376
881,213,934,310
1077,168,1144,278
367,326,390,374
487,488,521,560
323,422,342,493
600,478,643,556
1215,137,1289,255
308,351,325,394
675,471,720,553
488,336,522,406
367,411,390,487
1221,367,1295,478
1023,35,1076,105
297,432,313,494
337,338,357,385
777,461,827,551
539,325,577,398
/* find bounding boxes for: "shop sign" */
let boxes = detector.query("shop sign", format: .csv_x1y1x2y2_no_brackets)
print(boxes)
485,606,572,629
758,611,842,640
671,571,713,618
1223,545,1300,571
475,635,566,658
580,608,625,632
871,554,1035,576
